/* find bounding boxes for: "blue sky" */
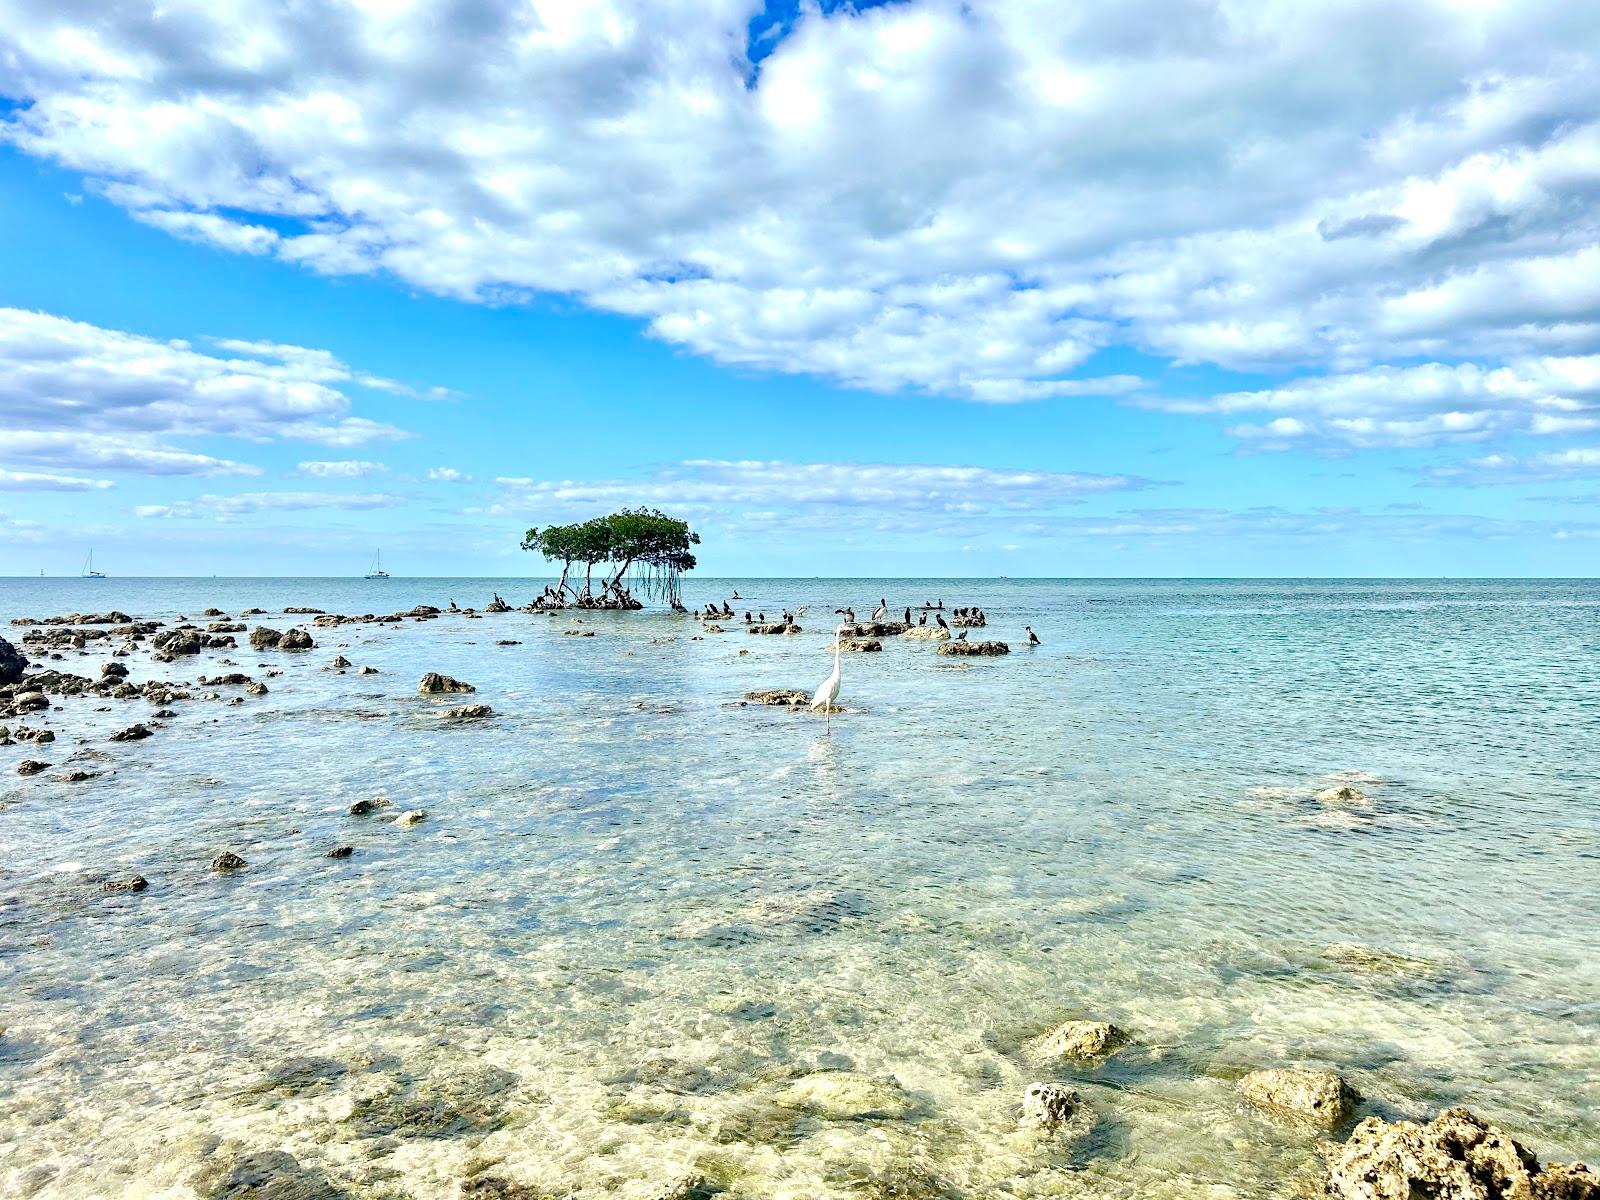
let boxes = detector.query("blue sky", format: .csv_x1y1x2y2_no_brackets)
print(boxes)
2,1,1599,577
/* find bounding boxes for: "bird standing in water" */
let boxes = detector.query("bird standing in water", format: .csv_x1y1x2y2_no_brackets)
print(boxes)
811,622,846,731
1026,625,1041,646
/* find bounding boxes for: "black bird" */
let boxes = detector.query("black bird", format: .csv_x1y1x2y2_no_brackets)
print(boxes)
758,611,765,622
935,613,949,630
744,611,752,623
956,630,968,641
1026,625,1041,646
903,607,911,625
918,612,927,626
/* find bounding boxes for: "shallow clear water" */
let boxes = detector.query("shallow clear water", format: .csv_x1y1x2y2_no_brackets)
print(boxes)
1,577,1597,1199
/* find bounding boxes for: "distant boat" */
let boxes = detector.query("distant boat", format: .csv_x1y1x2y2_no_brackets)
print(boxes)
365,551,390,579
82,551,106,579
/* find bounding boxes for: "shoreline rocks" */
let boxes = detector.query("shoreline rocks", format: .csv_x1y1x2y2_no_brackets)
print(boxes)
1321,1107,1596,1200
1239,1067,1358,1129
0,635,28,685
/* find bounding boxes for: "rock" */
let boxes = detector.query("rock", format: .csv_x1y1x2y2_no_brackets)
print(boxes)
1036,1019,1125,1062
284,606,325,614
152,627,205,655
208,622,246,633
359,666,378,674
650,1176,723,1200
191,1147,343,1200
279,628,314,650
245,681,269,695
212,851,248,871
12,691,49,712
747,622,801,634
249,626,283,650
1320,1107,1595,1200
0,635,29,685
1022,1081,1084,1130
900,625,950,640
936,640,1010,656
110,723,154,742
14,725,54,743
461,1176,548,1200
495,639,522,646
326,845,355,859
395,809,427,826
841,621,908,637
1239,1067,1358,1129
102,875,149,893
840,638,882,652
443,704,494,719
774,1070,919,1120
419,672,474,693
562,629,596,637
100,661,129,679
18,759,50,776
744,689,809,706
60,770,98,783
330,655,352,669
348,797,392,816
1316,785,1371,805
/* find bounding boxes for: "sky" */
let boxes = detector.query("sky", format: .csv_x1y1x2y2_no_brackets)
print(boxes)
2,0,1599,578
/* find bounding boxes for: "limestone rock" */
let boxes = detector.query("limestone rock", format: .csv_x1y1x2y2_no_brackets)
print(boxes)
348,797,392,816
12,691,49,712
1022,1082,1084,1130
212,851,248,871
330,655,352,669
326,846,355,859
1036,1019,1125,1062
419,672,474,694
1320,1107,1595,1200
839,638,882,652
901,625,950,641
395,809,428,826
747,622,801,634
100,661,129,680
102,875,149,893
443,704,494,719
744,689,808,706
937,640,1010,656
1239,1067,1358,1129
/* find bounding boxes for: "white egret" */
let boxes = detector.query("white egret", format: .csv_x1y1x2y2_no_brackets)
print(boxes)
811,622,846,730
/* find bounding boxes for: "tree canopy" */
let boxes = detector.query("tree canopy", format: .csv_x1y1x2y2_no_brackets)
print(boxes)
521,508,699,606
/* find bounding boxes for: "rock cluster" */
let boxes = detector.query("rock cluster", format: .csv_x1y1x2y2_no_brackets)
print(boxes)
840,621,909,637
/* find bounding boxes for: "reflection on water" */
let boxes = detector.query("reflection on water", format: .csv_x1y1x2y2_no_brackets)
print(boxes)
2,578,1598,1198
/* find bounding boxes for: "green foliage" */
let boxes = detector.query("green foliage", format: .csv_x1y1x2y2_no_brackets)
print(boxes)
521,508,699,602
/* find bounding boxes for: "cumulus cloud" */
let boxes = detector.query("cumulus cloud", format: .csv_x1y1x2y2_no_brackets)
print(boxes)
0,307,416,477
0,468,115,491
427,466,472,483
4,0,1597,416
298,459,388,478
1422,447,1600,486
135,491,404,520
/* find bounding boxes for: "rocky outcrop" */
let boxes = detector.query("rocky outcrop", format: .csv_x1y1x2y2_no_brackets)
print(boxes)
1320,1108,1596,1200
249,626,282,650
330,655,352,669
744,689,809,706
840,638,882,652
1022,1082,1086,1130
110,723,154,742
901,625,950,641
102,875,149,893
937,640,1010,656
0,636,27,685
443,704,494,719
950,613,987,627
11,691,49,713
774,1070,919,1120
348,797,392,816
284,606,325,614
747,622,802,634
100,661,129,680
1035,1019,1125,1062
419,672,474,694
841,621,908,637
151,628,205,655
211,851,247,871
1239,1067,1357,1129
17,759,49,776
280,628,314,650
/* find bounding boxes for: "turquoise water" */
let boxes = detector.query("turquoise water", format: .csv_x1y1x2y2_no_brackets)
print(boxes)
1,578,1597,1198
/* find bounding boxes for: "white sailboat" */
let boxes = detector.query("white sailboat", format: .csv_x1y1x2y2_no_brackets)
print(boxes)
82,551,106,579
365,550,390,579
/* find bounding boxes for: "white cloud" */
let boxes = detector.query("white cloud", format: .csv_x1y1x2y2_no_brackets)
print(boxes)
0,307,416,477
298,459,388,478
0,467,114,491
427,466,471,482
4,0,1597,412
1423,447,1600,485
1143,355,1600,449
135,491,404,520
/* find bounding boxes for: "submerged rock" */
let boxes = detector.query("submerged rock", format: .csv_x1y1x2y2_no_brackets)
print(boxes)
110,723,154,742
326,845,355,859
419,672,474,693
1035,1019,1125,1062
747,622,801,634
395,809,428,827
936,640,1010,656
1239,1067,1358,1129
900,626,950,641
280,628,315,651
17,758,49,776
839,638,883,652
1320,1107,1596,1200
1316,785,1371,806
774,1070,919,1120
12,691,49,713
443,704,494,719
102,875,149,893
330,655,352,669
348,796,392,816
191,1147,344,1200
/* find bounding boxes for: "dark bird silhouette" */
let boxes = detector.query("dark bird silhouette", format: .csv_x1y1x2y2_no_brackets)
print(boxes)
1026,625,1041,646
935,613,949,630
903,607,911,624
918,612,927,626
956,629,968,641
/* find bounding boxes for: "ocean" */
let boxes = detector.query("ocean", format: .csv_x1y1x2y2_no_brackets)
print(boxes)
1,577,1597,1198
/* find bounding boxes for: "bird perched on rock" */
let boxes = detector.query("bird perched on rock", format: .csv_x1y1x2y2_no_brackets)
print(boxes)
935,613,949,630
956,630,968,641
871,598,888,620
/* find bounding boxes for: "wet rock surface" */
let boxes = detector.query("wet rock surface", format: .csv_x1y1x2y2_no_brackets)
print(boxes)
1239,1067,1358,1129
936,640,1010,656
211,851,248,872
743,689,809,706
1320,1107,1596,1200
1034,1018,1125,1062
0,634,28,685
418,671,475,693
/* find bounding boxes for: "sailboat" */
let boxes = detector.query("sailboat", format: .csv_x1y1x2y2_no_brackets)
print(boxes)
365,551,390,579
82,551,106,579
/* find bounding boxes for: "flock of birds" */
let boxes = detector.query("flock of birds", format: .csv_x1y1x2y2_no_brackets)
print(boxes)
696,593,1041,729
